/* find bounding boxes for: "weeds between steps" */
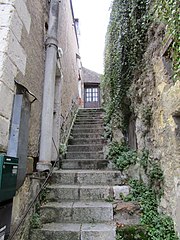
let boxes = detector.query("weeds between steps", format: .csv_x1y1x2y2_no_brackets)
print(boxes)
108,142,179,239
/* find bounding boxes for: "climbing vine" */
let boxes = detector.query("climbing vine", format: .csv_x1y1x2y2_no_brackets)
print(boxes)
118,180,179,240
155,0,180,80
102,0,151,130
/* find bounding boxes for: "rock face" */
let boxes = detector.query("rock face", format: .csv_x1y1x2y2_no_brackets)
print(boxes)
128,23,180,234
30,109,140,240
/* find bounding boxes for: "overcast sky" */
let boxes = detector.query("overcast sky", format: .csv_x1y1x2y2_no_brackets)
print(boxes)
72,0,112,74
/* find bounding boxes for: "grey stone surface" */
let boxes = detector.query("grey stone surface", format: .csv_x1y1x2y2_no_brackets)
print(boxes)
40,201,113,224
66,151,104,160
72,127,104,134
61,159,108,170
81,223,116,240
67,144,103,152
47,185,112,201
72,201,113,223
51,170,126,185
30,223,116,240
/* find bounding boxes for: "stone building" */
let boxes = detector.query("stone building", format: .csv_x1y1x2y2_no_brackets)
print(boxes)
0,0,80,238
81,67,101,108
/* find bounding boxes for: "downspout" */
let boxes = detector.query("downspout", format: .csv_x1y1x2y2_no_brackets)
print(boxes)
37,0,60,171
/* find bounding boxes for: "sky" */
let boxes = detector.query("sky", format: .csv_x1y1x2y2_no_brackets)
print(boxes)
72,0,112,74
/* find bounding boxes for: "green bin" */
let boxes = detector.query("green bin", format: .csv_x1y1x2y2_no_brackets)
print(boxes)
0,155,18,202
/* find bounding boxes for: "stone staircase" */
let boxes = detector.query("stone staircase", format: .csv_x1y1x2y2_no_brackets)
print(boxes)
30,108,139,240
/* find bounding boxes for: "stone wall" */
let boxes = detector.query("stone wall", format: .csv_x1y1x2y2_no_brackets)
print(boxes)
0,0,80,238
129,23,180,234
0,0,46,156
58,0,79,140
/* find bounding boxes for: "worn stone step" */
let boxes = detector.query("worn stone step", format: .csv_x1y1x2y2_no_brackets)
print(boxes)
72,127,104,134
73,124,103,129
67,144,103,152
40,201,113,224
78,110,104,115
71,133,104,139
30,222,116,240
47,185,130,201
77,113,104,118
75,118,103,123
66,151,104,159
61,159,108,170
51,169,127,185
69,138,106,145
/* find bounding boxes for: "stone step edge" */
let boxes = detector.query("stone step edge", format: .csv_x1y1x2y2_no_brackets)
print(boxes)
69,138,105,141
62,159,107,161
67,144,104,147
65,151,104,154
53,169,120,173
32,222,116,232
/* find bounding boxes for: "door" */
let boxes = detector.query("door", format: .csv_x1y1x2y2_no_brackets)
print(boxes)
84,85,100,108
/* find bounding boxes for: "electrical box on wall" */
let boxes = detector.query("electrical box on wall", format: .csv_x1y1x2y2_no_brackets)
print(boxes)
0,155,18,203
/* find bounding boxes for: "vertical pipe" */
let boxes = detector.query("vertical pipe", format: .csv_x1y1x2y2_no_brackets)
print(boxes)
37,0,59,171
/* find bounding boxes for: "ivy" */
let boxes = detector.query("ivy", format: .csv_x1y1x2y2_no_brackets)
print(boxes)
155,0,180,80
102,0,151,130
123,180,179,240
108,141,138,170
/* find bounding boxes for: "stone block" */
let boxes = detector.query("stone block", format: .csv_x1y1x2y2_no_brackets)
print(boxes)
30,223,81,240
113,186,130,200
15,0,31,33
40,202,73,224
72,201,113,223
0,52,17,90
80,185,110,200
67,144,103,152
47,185,79,201
8,30,26,74
51,170,126,186
0,0,16,4
81,223,116,240
66,151,104,159
0,27,10,52
10,9,23,41
0,4,14,27
26,157,34,174
0,115,9,150
0,81,14,119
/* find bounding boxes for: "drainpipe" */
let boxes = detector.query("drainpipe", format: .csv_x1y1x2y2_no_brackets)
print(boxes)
37,0,60,172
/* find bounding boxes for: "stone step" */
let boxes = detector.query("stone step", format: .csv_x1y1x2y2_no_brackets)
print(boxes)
47,185,130,201
40,201,113,224
72,128,104,134
66,151,104,159
30,222,116,240
67,144,103,152
51,169,127,185
77,110,104,115
77,112,104,118
71,133,104,139
61,159,108,170
73,123,103,129
69,138,106,145
75,118,103,123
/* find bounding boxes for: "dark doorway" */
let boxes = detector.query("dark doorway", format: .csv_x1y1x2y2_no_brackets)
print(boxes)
84,84,100,108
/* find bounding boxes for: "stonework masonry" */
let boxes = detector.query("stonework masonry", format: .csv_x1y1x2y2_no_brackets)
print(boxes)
0,0,80,238
129,23,180,234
